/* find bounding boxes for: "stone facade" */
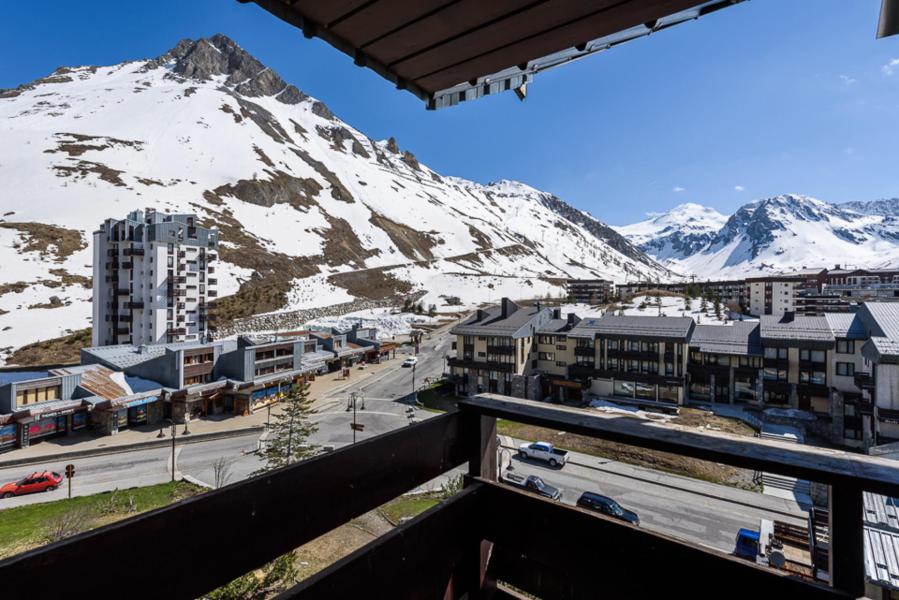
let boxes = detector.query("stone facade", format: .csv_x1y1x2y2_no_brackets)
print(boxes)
216,293,426,339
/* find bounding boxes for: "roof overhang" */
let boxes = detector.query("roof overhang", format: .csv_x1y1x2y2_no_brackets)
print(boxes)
242,0,746,109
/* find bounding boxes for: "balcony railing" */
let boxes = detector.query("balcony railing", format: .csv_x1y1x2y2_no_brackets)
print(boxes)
0,394,893,599
446,357,514,373
854,372,874,390
485,344,514,355
574,345,595,357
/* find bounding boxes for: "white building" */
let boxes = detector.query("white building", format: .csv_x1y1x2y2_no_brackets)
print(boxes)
92,209,218,347
746,269,826,316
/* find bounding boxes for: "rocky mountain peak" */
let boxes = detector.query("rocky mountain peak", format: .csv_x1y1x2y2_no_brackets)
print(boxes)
162,34,307,105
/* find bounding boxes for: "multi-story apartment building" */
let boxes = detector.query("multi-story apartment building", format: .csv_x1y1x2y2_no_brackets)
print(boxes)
757,314,834,412
746,269,826,316
534,311,581,401
92,209,219,347
566,279,613,304
448,297,899,449
686,321,763,405
566,315,693,405
448,298,554,398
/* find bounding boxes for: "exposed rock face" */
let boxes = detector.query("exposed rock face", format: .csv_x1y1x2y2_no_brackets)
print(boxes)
168,34,306,105
386,137,400,154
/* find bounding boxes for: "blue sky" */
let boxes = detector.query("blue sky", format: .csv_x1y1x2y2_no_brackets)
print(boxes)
1,1,897,225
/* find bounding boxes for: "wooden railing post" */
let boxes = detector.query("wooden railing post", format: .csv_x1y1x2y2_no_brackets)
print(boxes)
829,484,865,598
451,405,497,599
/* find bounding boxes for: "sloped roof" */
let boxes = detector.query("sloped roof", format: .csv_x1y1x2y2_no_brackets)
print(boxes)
861,303,899,363
824,313,869,340
245,0,744,109
759,315,834,344
570,314,694,340
451,302,545,337
689,322,761,356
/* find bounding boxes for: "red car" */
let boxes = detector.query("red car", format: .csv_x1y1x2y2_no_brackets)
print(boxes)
0,471,63,498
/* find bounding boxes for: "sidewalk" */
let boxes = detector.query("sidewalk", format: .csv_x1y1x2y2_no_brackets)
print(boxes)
0,355,411,465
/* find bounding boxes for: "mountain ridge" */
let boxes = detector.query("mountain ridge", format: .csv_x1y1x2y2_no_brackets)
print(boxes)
0,34,670,364
617,194,899,278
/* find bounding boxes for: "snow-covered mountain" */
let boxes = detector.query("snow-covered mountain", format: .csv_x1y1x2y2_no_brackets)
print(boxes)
614,203,728,263
0,34,670,362
617,194,899,279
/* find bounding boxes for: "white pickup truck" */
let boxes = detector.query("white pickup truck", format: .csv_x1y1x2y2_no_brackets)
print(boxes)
518,441,569,467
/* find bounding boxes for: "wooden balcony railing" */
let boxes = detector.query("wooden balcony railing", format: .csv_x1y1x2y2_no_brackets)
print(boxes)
1,394,894,599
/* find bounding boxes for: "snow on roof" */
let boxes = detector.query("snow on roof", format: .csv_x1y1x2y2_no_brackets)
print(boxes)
689,322,761,355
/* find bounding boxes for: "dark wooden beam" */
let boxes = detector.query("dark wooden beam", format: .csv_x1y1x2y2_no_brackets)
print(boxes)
462,394,899,496
476,480,850,599
277,484,485,599
0,411,466,600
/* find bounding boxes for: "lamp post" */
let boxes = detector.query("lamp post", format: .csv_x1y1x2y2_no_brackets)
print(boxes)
412,362,417,402
157,417,190,483
347,391,364,444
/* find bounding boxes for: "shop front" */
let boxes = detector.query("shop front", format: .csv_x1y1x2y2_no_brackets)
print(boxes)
0,422,17,451
15,401,90,448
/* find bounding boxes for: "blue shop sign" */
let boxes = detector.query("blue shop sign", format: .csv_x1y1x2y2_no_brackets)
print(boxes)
126,395,158,408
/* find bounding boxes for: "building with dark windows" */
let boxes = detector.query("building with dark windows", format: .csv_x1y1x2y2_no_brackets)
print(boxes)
533,310,581,402
566,315,694,406
687,321,763,405
565,279,613,304
449,298,554,398
758,313,834,412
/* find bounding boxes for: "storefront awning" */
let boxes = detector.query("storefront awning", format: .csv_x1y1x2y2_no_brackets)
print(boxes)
243,0,744,109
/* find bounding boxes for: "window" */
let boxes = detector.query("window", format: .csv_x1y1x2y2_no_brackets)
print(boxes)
538,352,555,361
635,382,655,400
836,362,855,377
799,349,826,363
800,370,826,385
555,361,566,367
763,368,787,381
764,347,787,360
836,340,855,354
613,380,634,398
738,356,762,368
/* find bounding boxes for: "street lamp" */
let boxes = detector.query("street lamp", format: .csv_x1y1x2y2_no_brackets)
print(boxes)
157,418,190,482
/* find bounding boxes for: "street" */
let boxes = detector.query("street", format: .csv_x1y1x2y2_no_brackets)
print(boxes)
500,443,806,554
0,325,808,557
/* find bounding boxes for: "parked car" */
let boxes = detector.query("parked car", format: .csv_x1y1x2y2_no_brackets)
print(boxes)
576,491,639,525
518,441,568,467
1,471,63,498
402,356,418,367
502,472,562,501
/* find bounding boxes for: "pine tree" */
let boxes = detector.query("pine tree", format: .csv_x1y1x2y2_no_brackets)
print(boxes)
255,381,319,475
713,297,722,319
700,296,708,312
684,296,692,311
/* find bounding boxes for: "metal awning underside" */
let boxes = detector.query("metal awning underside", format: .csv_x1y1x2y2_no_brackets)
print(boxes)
243,0,744,109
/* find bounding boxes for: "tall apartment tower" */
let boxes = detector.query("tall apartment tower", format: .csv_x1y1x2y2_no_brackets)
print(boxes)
92,209,219,347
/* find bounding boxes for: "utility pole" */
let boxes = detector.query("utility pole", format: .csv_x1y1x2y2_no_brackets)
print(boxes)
170,421,176,482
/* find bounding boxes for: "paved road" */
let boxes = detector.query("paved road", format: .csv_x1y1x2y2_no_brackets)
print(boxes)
325,328,452,402
502,447,805,554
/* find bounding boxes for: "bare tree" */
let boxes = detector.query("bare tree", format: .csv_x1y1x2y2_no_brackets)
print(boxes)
212,456,234,489
44,507,92,544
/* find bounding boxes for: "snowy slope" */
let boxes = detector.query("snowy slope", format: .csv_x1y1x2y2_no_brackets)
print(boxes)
0,34,669,362
618,194,899,279
614,203,728,263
